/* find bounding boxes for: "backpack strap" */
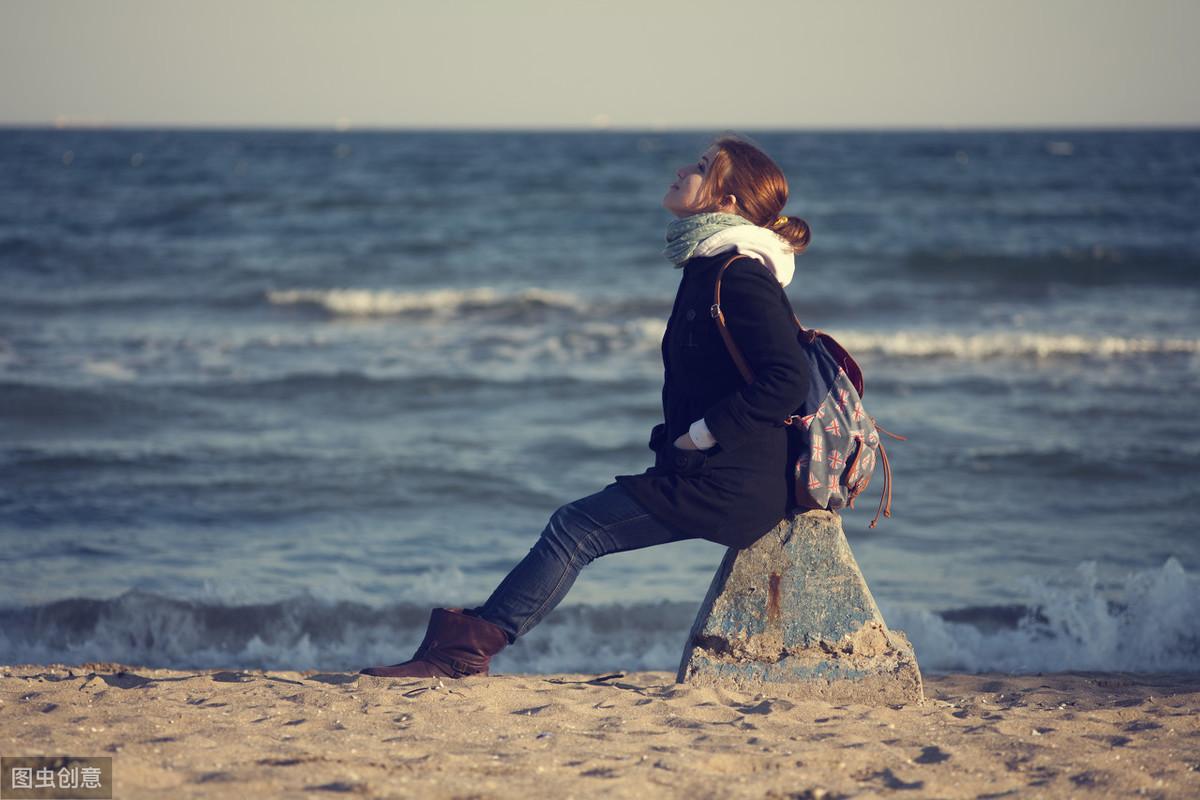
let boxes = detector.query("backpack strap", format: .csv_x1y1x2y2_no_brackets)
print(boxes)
712,255,808,430
870,440,893,529
711,254,819,387
710,254,758,384
711,254,868,398
713,254,904,527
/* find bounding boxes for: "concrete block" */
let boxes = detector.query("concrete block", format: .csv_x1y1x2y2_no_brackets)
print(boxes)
676,509,924,706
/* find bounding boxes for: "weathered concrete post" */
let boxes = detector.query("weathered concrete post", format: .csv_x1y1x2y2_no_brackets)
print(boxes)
676,509,924,705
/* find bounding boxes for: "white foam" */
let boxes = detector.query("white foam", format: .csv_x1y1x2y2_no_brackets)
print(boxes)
837,330,1200,360
80,360,137,381
4,559,1196,675
266,287,582,316
883,557,1200,674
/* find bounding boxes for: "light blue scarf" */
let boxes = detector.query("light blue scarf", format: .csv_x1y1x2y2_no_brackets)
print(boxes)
662,212,752,267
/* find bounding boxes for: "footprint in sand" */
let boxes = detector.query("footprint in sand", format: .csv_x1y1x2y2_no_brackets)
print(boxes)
311,673,357,685
913,745,951,764
853,766,924,791
305,781,369,793
512,704,554,716
735,698,795,715
661,716,704,729
192,771,236,784
210,671,254,683
1069,770,1111,788
1121,720,1162,732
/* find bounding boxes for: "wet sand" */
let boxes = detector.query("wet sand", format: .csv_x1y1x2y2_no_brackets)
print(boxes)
2,663,1198,798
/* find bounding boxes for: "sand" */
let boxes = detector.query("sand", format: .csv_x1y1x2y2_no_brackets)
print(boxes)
1,663,1198,798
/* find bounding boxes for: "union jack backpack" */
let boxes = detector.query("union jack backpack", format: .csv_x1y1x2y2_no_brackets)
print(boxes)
711,255,905,527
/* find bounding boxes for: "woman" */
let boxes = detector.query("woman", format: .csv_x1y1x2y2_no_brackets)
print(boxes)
359,132,812,679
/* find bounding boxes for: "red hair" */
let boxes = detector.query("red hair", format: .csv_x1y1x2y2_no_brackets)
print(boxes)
692,131,811,254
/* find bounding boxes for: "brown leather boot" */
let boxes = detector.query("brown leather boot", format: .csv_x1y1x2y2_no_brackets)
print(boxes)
358,607,510,678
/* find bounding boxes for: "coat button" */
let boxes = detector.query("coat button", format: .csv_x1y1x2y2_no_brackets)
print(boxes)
674,453,688,468
685,308,696,320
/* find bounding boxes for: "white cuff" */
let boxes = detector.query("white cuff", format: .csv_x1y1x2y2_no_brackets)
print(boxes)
688,417,718,450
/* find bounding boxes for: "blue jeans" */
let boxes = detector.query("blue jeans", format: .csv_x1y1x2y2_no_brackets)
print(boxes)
467,481,699,644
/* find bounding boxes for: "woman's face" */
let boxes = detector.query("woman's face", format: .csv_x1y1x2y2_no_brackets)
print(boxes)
663,144,720,218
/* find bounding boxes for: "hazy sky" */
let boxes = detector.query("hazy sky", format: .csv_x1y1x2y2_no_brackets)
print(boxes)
2,0,1196,129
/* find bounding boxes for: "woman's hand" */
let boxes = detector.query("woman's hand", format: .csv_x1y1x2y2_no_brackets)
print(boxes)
673,432,699,450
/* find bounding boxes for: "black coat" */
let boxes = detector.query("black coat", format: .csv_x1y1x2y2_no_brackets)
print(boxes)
614,252,811,549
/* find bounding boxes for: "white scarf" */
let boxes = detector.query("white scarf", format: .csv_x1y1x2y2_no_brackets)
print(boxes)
690,224,796,288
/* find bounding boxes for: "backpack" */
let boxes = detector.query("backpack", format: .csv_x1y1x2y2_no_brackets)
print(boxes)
710,254,904,528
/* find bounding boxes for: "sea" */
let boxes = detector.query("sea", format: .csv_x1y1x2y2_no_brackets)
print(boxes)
1,127,1197,676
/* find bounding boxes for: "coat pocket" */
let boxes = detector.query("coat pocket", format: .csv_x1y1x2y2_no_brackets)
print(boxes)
657,443,709,477
648,422,667,452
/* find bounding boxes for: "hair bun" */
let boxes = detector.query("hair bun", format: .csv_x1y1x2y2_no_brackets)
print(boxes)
769,214,812,254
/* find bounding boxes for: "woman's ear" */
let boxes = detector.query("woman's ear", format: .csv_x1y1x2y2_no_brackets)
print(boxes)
717,194,738,213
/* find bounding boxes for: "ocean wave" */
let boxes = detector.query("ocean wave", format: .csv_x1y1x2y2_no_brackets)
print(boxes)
837,330,1200,361
80,359,137,381
266,287,584,317
955,440,1200,479
1,559,1195,674
0,380,164,427
0,589,699,674
949,446,1195,483
902,248,1200,286
888,558,1200,673
0,445,189,473
180,368,644,403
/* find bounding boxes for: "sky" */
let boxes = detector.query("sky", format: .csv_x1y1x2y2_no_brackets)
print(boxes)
1,0,1197,130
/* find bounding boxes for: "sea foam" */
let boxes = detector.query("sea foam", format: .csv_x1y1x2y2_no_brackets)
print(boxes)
267,287,582,316
837,331,1200,361
1,559,1195,675
886,557,1200,674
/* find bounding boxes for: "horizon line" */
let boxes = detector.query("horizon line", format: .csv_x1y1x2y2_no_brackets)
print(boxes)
2,121,1199,134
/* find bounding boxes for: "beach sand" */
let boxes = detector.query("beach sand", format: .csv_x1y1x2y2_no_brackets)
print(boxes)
2,663,1198,798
